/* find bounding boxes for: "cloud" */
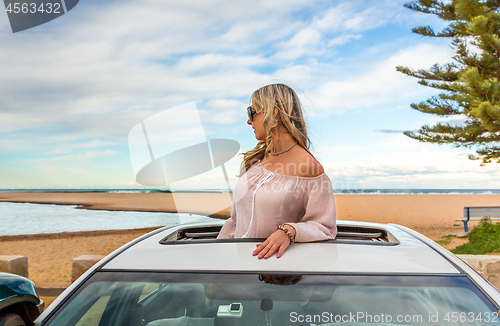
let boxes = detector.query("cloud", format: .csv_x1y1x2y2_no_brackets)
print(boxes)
31,150,117,164
311,0,403,33
273,0,410,60
310,42,453,114
199,99,246,126
314,144,362,157
375,129,422,134
402,115,469,136
39,165,88,176
46,140,118,155
376,129,406,134
276,28,323,60
324,148,500,189
0,134,118,154
328,33,363,46
434,116,469,127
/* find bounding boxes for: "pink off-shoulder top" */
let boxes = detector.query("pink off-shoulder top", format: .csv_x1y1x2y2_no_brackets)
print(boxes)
217,160,337,242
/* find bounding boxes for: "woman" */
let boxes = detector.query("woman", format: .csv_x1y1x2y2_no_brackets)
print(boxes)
217,83,337,259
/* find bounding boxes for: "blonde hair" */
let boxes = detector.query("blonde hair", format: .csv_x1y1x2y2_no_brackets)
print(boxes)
239,83,315,176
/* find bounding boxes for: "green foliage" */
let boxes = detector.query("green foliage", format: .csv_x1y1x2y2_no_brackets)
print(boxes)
452,217,500,254
436,234,456,245
398,0,500,164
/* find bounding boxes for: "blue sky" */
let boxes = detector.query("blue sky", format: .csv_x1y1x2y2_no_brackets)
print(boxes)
1,0,499,190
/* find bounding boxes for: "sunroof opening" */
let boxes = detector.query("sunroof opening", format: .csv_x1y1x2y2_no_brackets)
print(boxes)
159,224,400,245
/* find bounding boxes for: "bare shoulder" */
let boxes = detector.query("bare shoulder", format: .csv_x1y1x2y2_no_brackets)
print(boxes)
298,153,324,178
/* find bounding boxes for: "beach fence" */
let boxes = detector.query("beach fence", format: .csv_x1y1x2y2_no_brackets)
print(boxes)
71,255,104,282
0,255,105,302
457,255,500,289
37,255,105,299
0,255,28,277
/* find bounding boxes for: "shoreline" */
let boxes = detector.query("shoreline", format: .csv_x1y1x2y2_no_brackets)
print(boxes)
0,227,162,242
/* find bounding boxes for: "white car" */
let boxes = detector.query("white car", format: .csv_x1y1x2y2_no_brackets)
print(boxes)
36,220,500,326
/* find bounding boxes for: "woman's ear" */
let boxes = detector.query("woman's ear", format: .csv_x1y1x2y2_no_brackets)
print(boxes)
274,107,283,126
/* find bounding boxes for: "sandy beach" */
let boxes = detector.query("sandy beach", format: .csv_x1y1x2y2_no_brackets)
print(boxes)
1,192,499,305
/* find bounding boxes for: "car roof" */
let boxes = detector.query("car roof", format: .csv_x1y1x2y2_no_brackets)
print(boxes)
101,220,460,274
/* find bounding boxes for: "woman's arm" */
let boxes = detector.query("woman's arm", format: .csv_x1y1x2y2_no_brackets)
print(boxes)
285,176,337,242
284,157,336,241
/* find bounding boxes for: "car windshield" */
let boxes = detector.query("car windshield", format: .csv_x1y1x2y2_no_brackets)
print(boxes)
45,272,498,326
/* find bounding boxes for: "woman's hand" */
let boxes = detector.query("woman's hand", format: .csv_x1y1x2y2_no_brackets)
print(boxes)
253,224,296,259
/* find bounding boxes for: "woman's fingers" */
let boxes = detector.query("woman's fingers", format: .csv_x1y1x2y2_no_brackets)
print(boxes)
252,230,292,259
252,245,263,256
252,241,268,256
259,243,276,259
276,243,288,258
261,244,278,259
255,243,270,258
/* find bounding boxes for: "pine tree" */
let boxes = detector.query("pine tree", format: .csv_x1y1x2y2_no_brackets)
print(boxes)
397,0,500,164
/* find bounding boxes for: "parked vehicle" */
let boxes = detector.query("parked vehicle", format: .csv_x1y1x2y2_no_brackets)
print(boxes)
36,220,500,326
0,272,44,326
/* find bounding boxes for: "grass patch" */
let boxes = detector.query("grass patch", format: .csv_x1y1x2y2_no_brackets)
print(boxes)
436,234,456,246
452,218,500,255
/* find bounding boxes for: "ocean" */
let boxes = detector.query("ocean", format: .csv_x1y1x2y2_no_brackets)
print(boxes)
0,202,214,236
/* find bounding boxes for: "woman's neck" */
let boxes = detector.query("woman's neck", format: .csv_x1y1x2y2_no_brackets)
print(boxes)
271,132,296,153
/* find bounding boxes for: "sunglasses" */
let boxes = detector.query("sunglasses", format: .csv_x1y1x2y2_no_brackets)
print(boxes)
247,106,259,122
